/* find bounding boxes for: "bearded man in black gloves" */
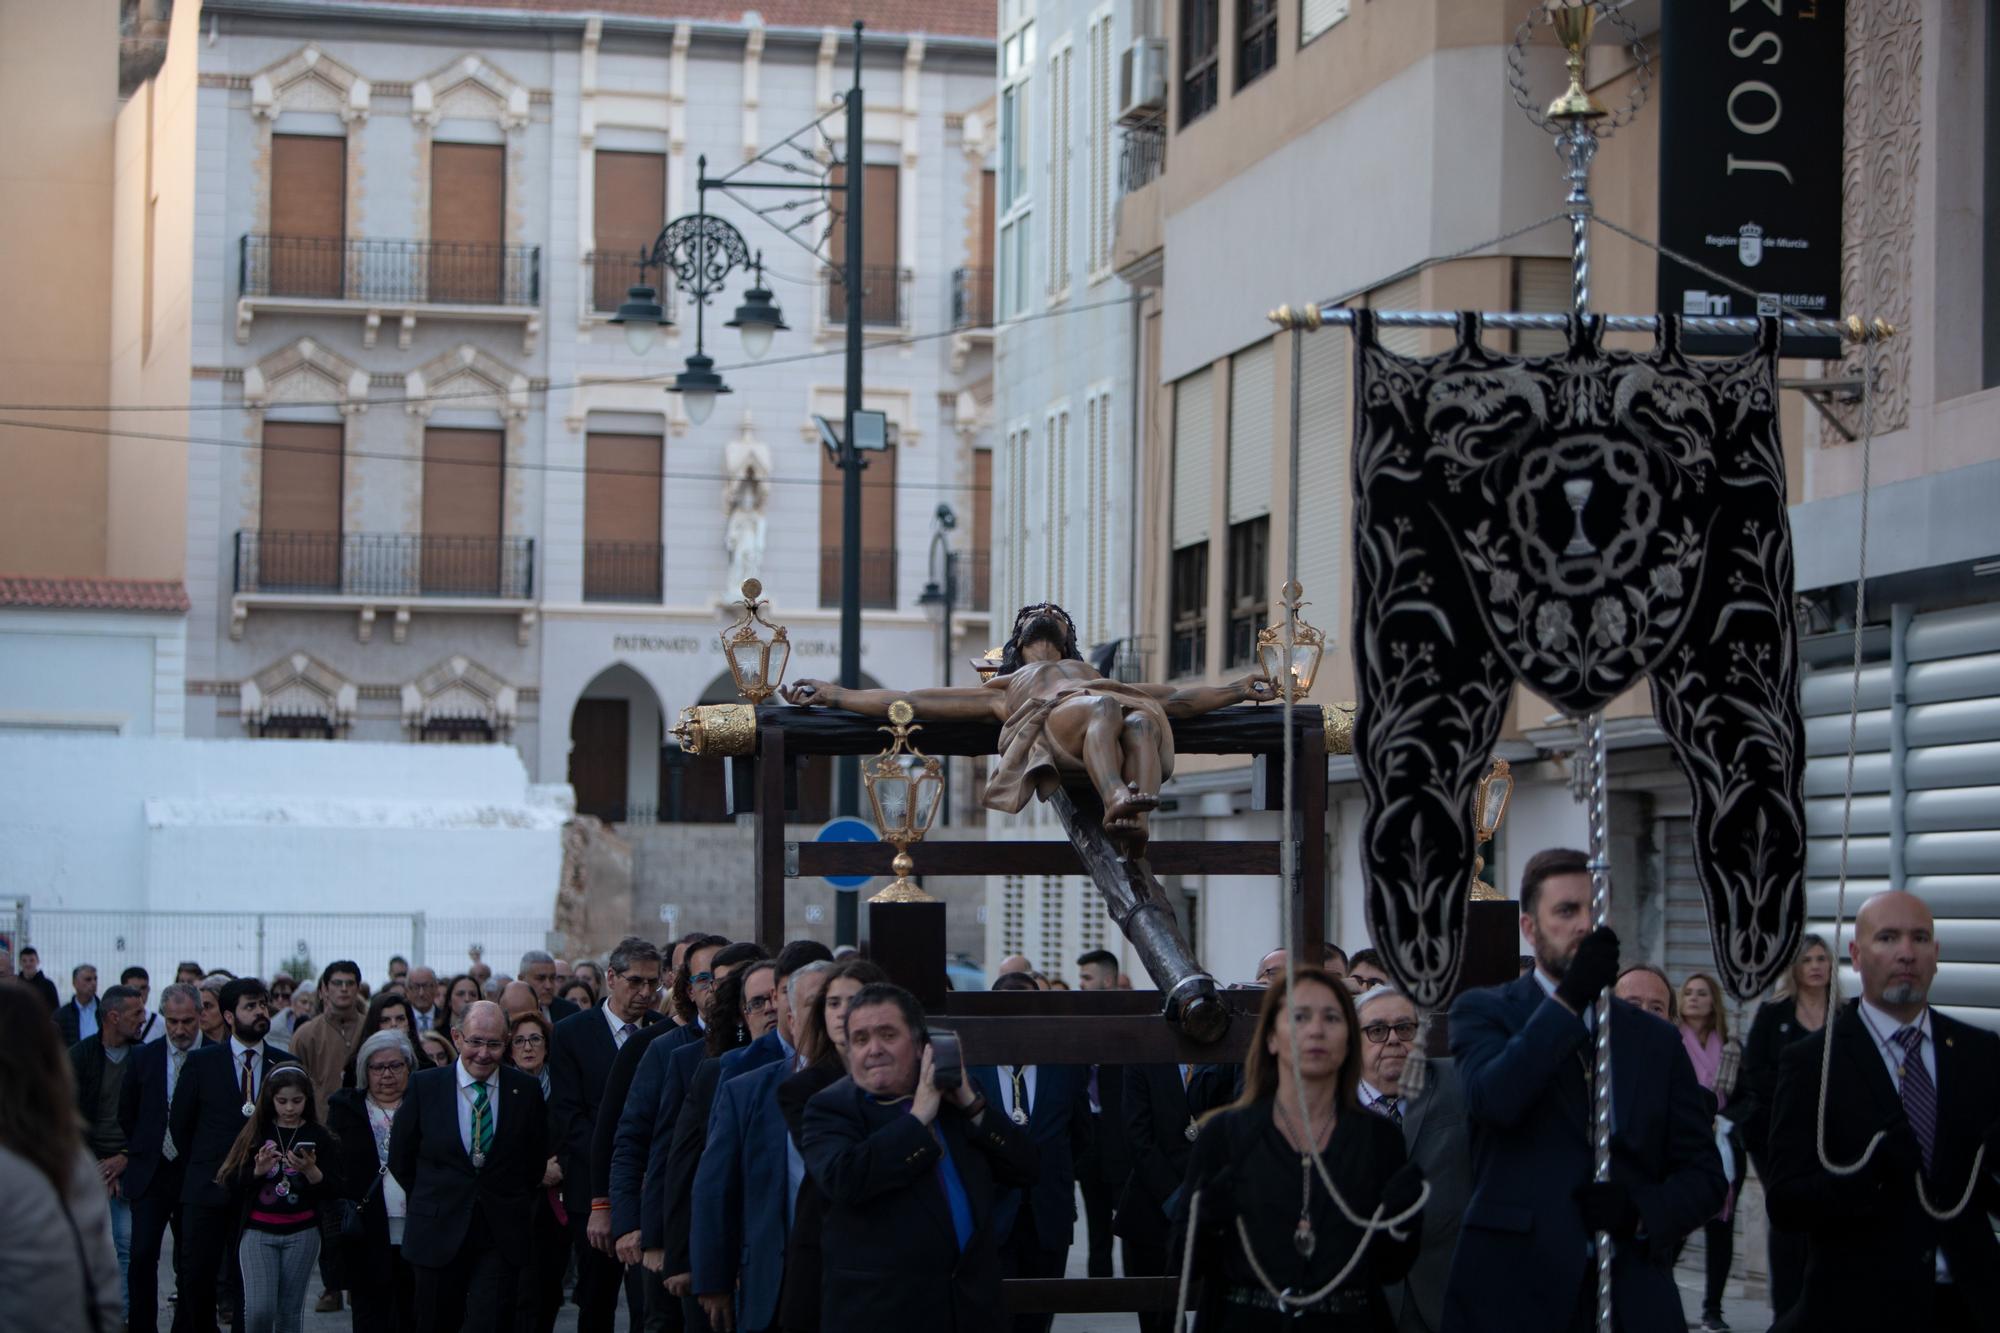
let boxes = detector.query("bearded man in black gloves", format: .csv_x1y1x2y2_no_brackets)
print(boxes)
1441,848,1724,1333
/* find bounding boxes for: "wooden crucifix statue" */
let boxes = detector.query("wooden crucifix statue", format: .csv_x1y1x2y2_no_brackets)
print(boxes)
782,602,1275,854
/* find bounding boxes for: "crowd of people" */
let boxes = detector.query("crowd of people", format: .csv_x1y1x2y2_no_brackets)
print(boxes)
1,845,1995,1333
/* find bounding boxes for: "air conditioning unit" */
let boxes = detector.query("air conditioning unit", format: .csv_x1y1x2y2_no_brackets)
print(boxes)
1118,38,1167,125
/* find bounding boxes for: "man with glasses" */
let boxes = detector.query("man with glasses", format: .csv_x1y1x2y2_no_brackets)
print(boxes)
1355,986,1470,1333
405,967,443,1032
519,949,579,1025
550,936,664,1333
266,974,299,1043
389,1001,546,1331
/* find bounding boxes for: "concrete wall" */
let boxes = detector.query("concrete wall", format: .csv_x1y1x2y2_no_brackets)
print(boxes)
0,608,187,737
0,734,569,920
0,0,117,575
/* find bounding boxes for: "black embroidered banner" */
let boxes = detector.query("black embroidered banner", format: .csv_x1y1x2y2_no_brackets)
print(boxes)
1350,314,1805,1005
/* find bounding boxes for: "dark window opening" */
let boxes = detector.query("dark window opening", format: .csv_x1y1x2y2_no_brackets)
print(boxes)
420,717,494,743
1226,516,1269,667
1171,542,1209,678
1238,0,1279,88
1180,0,1221,126
260,715,334,740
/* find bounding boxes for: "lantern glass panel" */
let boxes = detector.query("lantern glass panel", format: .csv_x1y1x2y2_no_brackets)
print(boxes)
1288,640,1322,693
913,767,944,833
730,638,766,693
870,772,913,835
1477,771,1514,833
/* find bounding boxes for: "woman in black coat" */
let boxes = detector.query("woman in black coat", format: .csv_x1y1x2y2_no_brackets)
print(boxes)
1170,968,1424,1333
326,1030,418,1333
776,959,884,1333
1735,932,1834,1324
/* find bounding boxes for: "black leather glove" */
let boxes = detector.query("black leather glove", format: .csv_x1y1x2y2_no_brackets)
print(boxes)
1555,926,1620,1014
1382,1161,1426,1219
1574,1180,1642,1239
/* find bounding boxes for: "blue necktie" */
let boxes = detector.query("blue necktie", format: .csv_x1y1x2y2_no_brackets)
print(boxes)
929,1123,975,1252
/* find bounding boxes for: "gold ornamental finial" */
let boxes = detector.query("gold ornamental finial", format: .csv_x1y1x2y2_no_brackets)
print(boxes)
1545,4,1606,123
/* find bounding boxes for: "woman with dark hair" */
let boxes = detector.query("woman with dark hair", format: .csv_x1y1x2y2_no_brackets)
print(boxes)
557,978,597,1012
775,958,886,1333
0,981,123,1329
1678,971,1742,1333
217,1065,337,1333
341,992,414,1088
1735,933,1834,1322
439,974,481,1034
505,1009,568,1333
327,1031,417,1333
1170,967,1423,1332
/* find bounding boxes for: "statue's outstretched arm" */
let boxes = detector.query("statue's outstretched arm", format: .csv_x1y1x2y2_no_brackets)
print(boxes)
781,679,1005,722
1150,672,1276,718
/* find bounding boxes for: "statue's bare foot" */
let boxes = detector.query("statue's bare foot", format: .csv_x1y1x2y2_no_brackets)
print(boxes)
1103,788,1159,828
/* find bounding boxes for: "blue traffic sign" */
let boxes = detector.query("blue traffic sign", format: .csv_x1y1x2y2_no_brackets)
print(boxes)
815,817,880,891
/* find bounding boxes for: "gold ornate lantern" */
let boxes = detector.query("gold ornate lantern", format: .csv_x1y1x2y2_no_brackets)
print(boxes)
720,578,790,704
1255,581,1327,701
863,700,946,903
669,702,757,757
1469,756,1514,900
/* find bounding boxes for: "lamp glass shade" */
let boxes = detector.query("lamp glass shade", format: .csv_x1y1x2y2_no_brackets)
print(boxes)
1256,633,1324,699
729,638,767,696
912,765,944,835
684,386,718,425
738,323,775,360
868,769,913,837
623,320,658,356
1474,762,1514,837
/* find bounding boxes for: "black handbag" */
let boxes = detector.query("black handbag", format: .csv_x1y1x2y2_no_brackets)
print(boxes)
333,1165,384,1241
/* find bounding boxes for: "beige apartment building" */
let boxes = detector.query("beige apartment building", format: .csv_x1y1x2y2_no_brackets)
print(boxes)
1110,0,2000,1023
0,0,191,737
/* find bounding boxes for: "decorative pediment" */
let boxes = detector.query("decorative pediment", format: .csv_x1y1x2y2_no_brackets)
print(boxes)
240,652,357,735
401,655,517,738
412,54,529,130
250,46,369,123
404,344,530,420
244,338,368,413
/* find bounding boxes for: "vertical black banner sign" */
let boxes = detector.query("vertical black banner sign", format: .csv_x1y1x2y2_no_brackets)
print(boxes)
1657,0,1845,358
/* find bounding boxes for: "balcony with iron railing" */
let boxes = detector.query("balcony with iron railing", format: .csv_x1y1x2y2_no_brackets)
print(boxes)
234,531,536,600
1113,115,1168,276
818,547,898,610
825,266,913,328
582,542,665,603
583,251,680,322
952,267,995,330
236,235,543,348
962,549,991,612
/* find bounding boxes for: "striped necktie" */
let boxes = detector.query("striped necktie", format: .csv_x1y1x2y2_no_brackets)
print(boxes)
1891,1027,1936,1173
471,1080,494,1160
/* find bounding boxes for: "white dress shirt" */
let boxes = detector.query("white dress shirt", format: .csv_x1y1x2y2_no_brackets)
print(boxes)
228,1037,268,1104
454,1061,500,1157
75,997,99,1041
997,1065,1039,1123
1855,999,1947,1282
602,1003,639,1049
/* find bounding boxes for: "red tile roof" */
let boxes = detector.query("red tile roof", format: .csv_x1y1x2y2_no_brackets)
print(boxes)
0,576,191,614
361,0,996,40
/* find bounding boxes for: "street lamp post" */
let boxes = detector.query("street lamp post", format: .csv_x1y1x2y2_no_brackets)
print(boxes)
615,22,873,944
916,504,958,825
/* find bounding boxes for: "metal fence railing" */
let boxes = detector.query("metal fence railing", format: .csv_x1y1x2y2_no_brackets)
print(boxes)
825,266,912,328
951,267,995,330
240,235,542,307
582,541,665,603
817,546,897,609
1120,118,1167,193
584,251,680,320
234,531,536,600
0,905,556,991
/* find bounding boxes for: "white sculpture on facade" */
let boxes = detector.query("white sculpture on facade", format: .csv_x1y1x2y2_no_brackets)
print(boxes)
722,417,772,601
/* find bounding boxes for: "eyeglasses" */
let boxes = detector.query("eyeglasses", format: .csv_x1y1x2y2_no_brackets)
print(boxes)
365,1061,408,1076
1360,1021,1420,1045
689,972,715,989
510,1033,546,1048
746,994,774,1014
459,1037,506,1054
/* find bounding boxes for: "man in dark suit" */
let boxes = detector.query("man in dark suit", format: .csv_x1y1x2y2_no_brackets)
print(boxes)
19,944,62,1011
1355,985,1471,1333
692,957,834,1333
606,932,727,1271
169,977,290,1333
388,1000,548,1332
1071,950,1128,1281
970,974,1093,1333
549,935,663,1333
57,961,101,1045
404,966,445,1033
1444,848,1724,1333
520,948,580,1025
800,983,1039,1333
1768,889,2000,1333
1118,1058,1234,1333
120,982,203,1333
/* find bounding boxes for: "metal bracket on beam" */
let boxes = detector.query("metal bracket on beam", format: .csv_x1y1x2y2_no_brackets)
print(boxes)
1777,375,1866,443
784,841,800,878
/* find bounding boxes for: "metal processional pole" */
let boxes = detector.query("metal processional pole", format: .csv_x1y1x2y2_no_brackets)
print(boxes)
1543,8,1615,1333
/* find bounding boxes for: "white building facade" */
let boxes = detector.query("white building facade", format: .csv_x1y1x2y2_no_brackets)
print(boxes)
984,0,1144,984
174,0,999,867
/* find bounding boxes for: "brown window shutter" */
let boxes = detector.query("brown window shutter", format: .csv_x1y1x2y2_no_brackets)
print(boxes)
593,151,666,313
422,427,504,594
826,164,902,324
970,448,993,610
584,433,663,600
259,421,342,588
977,170,996,272
430,142,505,302
862,164,900,270
819,441,843,605
269,135,345,297
862,443,898,607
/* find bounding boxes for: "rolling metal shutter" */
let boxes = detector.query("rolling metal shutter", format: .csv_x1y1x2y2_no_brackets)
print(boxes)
1227,339,1274,524
1172,367,1214,549
1512,257,1573,356
584,434,662,545
1371,275,1425,357
1804,602,2000,1032
1294,325,1348,632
